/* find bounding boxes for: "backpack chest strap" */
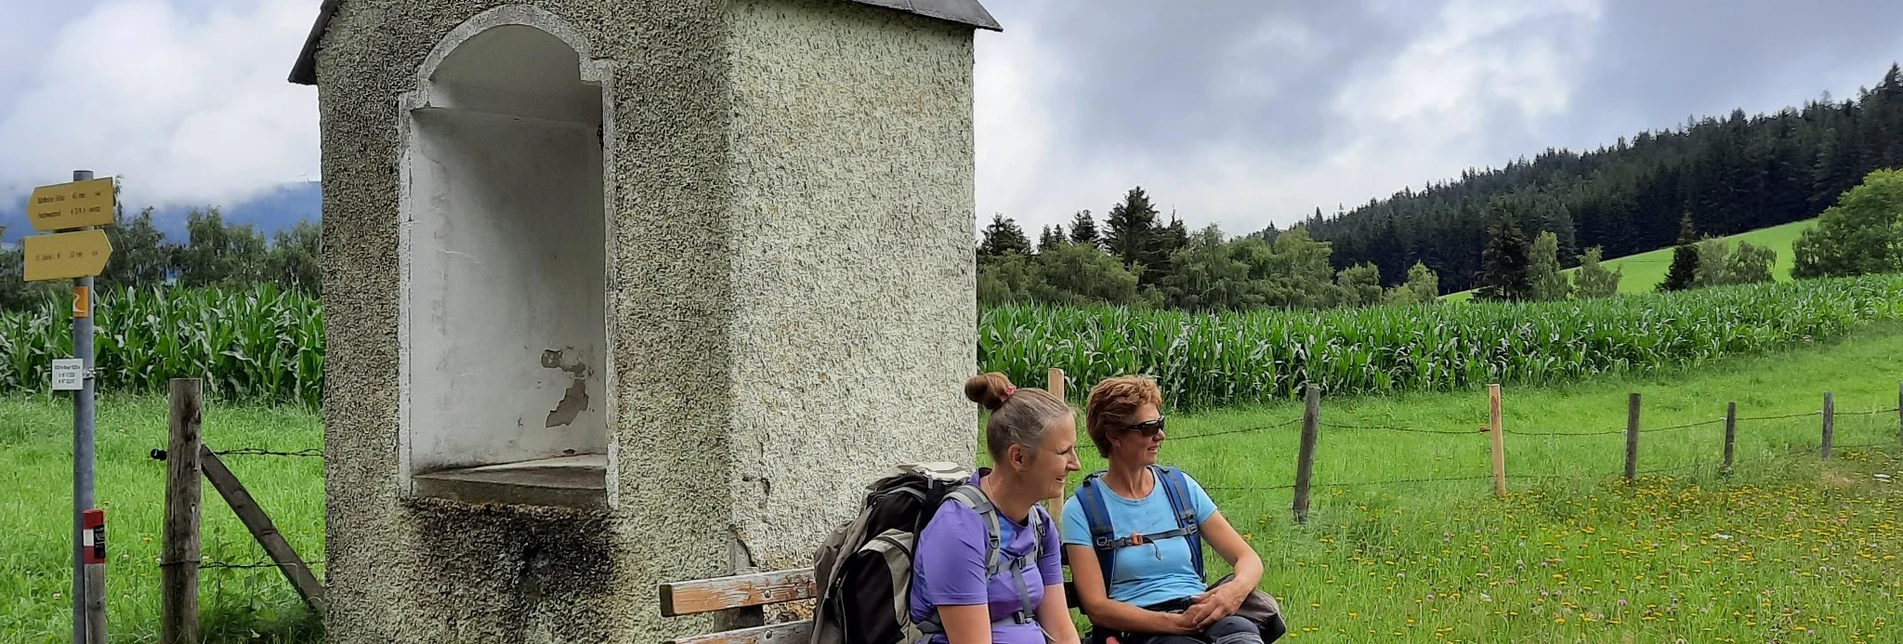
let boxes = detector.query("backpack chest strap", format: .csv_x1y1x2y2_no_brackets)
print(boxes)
1094,522,1200,550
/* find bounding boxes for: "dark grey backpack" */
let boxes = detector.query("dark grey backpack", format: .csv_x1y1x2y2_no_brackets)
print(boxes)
810,464,1046,644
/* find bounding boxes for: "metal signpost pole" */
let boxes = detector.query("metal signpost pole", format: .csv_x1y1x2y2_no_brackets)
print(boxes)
22,169,117,644
71,169,98,644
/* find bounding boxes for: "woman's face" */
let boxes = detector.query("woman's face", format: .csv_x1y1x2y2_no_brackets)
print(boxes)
1108,403,1166,468
1015,415,1082,500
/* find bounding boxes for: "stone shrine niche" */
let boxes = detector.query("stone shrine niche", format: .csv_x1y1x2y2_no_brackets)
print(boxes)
396,11,614,509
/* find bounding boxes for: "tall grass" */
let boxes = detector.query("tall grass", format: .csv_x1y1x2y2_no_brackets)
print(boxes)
982,274,1903,409
0,284,322,406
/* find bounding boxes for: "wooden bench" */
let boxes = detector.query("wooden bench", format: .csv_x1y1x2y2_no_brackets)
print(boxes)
659,568,819,644
660,565,1085,644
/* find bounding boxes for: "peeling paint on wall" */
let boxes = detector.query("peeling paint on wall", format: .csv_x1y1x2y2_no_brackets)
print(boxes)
542,348,592,428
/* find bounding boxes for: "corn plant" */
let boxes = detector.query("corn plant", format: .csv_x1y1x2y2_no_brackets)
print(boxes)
981,274,1903,410
3,274,1899,410
0,284,323,407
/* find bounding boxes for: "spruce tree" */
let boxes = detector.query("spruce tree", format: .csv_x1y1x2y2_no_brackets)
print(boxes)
979,213,1031,257
1474,209,1533,301
1037,224,1065,253
1658,213,1700,291
1068,210,1100,248
1103,187,1161,267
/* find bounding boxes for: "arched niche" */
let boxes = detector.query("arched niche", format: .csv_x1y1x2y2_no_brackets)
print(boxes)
396,6,616,509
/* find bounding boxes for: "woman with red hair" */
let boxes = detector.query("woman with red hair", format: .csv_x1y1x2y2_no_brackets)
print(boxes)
1060,376,1282,644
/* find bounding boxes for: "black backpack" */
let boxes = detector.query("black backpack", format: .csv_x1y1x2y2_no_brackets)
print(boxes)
810,463,1046,644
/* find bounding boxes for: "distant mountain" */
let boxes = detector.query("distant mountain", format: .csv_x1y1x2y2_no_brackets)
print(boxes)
1,181,321,245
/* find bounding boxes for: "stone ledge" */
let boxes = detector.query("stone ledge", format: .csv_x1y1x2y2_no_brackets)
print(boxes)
412,454,607,510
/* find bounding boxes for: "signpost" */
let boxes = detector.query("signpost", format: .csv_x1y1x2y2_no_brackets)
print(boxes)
27,178,117,231
23,230,113,282
18,171,114,644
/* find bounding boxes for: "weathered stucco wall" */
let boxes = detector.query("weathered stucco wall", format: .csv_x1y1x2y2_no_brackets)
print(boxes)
316,0,980,641
724,0,979,571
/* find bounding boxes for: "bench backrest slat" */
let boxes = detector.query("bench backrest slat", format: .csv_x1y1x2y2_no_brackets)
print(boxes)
659,568,818,617
665,619,813,644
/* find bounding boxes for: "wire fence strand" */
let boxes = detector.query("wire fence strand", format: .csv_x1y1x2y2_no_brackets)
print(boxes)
1320,421,1475,435
1506,427,1627,437
1736,410,1824,422
211,448,325,459
1171,417,1302,441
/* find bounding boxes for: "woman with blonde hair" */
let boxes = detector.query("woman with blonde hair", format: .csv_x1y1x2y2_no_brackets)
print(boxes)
1061,376,1281,644
908,372,1085,644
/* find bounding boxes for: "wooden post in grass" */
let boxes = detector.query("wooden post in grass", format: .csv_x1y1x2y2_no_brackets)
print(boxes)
1625,393,1641,482
1489,384,1506,497
1722,402,1737,479
1896,381,1902,449
198,445,327,615
1292,385,1320,524
160,379,202,644
1821,392,1835,459
1046,368,1066,531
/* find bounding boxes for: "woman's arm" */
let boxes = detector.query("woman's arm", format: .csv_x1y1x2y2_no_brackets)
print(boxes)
1036,583,1082,644
936,604,996,644
1187,510,1263,625
1063,544,1196,635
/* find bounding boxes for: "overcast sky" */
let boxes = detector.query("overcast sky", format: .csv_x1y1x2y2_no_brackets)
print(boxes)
4,0,1902,237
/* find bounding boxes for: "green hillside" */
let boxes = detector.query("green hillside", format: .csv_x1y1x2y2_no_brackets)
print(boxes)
1443,218,1817,301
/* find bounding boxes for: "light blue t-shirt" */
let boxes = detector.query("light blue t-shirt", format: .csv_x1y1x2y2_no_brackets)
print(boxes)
1060,468,1218,608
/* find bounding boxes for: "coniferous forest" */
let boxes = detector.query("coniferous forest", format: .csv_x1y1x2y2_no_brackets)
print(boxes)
976,63,1903,311
1297,64,1903,293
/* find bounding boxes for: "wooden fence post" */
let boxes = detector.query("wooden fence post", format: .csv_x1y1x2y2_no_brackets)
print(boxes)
1896,381,1901,449
1489,384,1506,497
161,379,202,644
1625,393,1641,482
1822,392,1835,459
1722,402,1737,478
1292,385,1320,524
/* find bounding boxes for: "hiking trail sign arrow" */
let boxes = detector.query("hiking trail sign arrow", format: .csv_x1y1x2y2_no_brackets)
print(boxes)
27,177,116,231
23,229,113,282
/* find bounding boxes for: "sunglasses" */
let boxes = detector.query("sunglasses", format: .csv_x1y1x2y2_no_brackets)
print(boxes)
1124,416,1167,437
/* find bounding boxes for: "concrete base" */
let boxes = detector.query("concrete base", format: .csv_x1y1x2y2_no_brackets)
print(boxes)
412,454,607,509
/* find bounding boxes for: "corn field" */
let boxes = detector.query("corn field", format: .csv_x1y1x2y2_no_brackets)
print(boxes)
3,275,1900,409
982,274,1903,410
0,284,323,406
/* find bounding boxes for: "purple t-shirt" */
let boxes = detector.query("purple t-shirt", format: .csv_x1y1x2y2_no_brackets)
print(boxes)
908,474,1062,644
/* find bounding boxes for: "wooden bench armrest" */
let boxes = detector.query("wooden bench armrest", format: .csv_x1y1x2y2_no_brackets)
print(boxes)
659,568,818,617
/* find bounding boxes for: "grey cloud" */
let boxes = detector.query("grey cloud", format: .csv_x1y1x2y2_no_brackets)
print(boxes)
976,0,1903,236
999,0,1423,160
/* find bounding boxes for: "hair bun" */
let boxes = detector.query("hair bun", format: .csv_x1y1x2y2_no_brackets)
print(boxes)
964,372,1015,412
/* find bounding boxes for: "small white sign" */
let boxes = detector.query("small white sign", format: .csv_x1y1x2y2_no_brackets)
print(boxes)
51,359,84,391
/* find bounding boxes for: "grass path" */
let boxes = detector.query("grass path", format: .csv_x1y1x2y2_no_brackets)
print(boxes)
2,322,1900,642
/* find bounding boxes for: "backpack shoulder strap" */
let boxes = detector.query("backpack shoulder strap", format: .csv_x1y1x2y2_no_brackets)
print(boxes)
1074,471,1120,585
942,485,1003,576
931,483,1036,629
1152,465,1204,579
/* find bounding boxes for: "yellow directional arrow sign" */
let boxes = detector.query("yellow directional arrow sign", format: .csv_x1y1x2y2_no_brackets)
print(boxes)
23,230,113,282
26,177,116,231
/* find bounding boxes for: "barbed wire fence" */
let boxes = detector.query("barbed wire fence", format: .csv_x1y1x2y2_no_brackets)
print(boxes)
153,379,327,642
1142,378,1903,525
